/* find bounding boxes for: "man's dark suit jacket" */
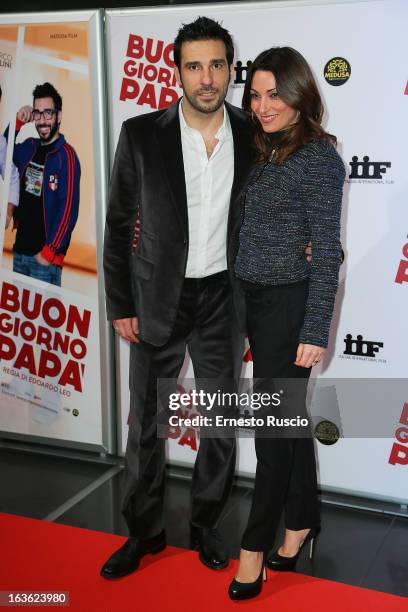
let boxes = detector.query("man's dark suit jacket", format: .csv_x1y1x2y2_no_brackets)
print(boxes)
103,100,253,347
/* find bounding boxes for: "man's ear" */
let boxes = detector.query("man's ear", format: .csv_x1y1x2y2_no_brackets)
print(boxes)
229,63,234,83
57,109,62,126
174,66,182,89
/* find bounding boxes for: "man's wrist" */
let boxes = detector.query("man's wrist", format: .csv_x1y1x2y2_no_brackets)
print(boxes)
15,117,25,131
40,244,56,263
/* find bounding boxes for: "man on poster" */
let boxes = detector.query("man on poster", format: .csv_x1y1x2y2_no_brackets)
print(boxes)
102,17,252,578
7,82,80,287
0,85,20,229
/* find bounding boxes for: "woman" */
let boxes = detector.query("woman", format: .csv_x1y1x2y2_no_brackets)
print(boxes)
228,47,345,601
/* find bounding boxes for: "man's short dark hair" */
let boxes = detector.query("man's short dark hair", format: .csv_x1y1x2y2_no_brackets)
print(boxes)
173,16,234,69
32,82,62,111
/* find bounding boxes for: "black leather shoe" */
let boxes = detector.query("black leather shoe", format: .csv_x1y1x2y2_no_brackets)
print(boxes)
100,531,166,579
228,554,267,601
267,527,320,572
190,525,229,570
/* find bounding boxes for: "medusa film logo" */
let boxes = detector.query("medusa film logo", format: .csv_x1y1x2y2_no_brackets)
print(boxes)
324,57,351,86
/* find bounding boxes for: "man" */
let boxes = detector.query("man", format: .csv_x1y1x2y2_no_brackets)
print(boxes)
0,85,20,228
102,17,252,579
7,82,80,286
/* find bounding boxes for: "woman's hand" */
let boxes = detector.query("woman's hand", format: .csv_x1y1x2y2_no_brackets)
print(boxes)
295,343,325,368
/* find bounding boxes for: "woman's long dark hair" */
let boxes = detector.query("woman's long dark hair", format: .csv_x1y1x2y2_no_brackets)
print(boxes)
242,47,336,164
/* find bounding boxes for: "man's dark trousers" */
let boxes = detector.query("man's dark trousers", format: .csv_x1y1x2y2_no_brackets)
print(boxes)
122,271,241,537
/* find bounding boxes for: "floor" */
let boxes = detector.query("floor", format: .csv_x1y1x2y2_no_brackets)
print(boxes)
1,443,407,600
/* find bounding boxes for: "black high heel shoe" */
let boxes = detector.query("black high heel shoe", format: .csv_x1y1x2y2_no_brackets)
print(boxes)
267,527,320,572
228,552,267,601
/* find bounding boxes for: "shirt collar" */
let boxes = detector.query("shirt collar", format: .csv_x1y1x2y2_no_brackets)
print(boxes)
179,99,232,142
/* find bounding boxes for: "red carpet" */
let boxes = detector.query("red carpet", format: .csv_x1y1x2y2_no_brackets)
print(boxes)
1,513,406,611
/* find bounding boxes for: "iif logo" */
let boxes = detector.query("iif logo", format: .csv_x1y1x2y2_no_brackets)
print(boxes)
233,60,252,85
343,334,383,358
349,156,391,180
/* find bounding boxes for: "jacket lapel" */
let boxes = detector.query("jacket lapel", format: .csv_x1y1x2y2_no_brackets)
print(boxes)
226,103,253,245
155,101,188,237
227,102,253,206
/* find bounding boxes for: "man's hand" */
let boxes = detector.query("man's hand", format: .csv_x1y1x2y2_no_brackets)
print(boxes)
113,317,139,343
35,252,51,266
17,105,33,124
295,343,325,368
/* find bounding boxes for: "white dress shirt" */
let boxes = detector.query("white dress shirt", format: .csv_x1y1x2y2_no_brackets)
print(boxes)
0,134,19,206
179,101,234,278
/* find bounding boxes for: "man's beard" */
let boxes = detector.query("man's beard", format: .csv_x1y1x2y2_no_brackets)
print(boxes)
36,119,59,143
182,79,230,115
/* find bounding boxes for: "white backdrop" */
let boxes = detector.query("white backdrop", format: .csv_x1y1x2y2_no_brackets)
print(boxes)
106,0,408,502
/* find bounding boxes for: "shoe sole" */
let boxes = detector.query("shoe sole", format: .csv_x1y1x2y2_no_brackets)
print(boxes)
100,542,167,579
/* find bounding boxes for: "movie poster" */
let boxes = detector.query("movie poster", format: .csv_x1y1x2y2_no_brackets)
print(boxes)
0,15,106,446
